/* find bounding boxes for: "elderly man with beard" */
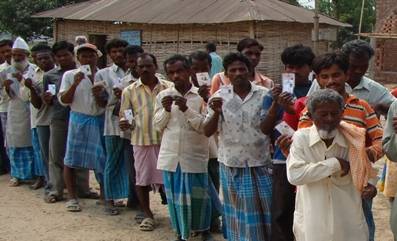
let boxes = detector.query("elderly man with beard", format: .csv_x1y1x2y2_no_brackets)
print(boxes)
287,89,372,241
204,53,272,241
0,37,37,186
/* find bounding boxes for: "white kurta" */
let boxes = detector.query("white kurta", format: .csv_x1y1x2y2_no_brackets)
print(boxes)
287,125,368,241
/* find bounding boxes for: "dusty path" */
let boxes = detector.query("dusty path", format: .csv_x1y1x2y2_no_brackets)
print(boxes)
0,171,394,241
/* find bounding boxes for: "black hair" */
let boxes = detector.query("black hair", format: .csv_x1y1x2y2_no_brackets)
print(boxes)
281,44,315,67
163,54,191,73
124,45,144,56
223,52,252,72
189,51,212,65
137,52,158,68
206,42,217,52
237,38,264,52
341,40,374,59
311,52,349,75
105,38,128,54
0,39,13,48
52,41,74,55
31,43,52,53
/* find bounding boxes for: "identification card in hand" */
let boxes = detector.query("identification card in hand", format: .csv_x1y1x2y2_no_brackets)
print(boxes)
219,86,233,101
47,84,56,95
124,109,134,125
282,73,295,94
196,72,210,86
79,65,92,76
275,121,295,136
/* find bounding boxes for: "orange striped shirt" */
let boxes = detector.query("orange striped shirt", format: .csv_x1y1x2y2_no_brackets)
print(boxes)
298,95,383,161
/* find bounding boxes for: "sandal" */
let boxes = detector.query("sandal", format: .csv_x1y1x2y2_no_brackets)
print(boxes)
80,191,100,199
139,218,155,231
104,206,119,216
113,200,125,207
134,212,145,224
66,199,81,212
44,194,58,204
30,177,44,190
9,178,20,187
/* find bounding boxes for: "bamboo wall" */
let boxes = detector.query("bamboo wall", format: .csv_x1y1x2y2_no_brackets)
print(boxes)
56,19,332,81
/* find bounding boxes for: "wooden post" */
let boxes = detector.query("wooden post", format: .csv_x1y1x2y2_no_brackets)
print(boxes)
249,21,256,39
358,0,366,39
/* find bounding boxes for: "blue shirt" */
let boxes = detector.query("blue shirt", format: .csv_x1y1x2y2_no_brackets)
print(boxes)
209,52,223,79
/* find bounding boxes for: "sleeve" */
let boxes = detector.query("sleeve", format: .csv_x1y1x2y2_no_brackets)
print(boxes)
286,130,342,185
153,92,171,132
57,72,72,106
376,83,395,106
383,101,397,162
119,87,132,119
362,100,384,160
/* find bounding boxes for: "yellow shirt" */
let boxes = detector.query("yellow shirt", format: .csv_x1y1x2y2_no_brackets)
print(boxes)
120,77,172,146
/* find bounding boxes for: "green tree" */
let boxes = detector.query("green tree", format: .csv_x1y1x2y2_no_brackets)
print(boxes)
0,0,86,39
318,0,376,47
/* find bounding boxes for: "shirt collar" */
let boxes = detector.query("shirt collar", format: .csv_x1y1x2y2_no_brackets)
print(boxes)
136,74,167,88
170,84,198,96
354,76,370,90
111,64,124,74
309,125,347,148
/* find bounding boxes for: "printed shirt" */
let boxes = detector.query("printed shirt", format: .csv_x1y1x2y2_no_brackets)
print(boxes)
205,82,271,168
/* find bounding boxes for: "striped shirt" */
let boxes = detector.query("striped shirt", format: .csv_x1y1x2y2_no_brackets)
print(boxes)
120,77,172,146
298,95,383,160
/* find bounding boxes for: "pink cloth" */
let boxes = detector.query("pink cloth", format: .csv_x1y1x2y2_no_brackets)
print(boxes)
133,145,163,186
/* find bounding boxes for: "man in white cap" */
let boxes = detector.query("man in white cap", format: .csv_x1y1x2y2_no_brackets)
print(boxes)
0,37,37,186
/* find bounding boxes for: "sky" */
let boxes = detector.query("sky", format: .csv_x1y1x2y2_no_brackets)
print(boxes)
298,0,315,9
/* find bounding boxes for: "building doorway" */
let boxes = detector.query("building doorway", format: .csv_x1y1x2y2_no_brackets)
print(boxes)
89,34,107,69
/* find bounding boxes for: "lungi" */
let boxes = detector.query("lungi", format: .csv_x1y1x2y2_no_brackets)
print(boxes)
163,165,211,240
32,128,46,178
9,146,35,180
104,136,129,200
133,145,163,186
64,111,105,173
220,163,272,241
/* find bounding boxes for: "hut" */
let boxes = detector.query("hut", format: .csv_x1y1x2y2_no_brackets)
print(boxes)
34,0,349,78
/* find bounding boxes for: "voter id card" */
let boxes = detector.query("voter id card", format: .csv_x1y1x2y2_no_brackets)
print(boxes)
47,84,56,95
196,72,210,86
124,109,134,124
282,73,295,94
79,65,92,76
219,86,233,101
275,121,295,136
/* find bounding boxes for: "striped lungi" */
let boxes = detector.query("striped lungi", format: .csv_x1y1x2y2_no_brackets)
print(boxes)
64,111,106,173
104,136,129,200
220,163,272,241
32,128,46,178
163,165,211,240
9,146,35,180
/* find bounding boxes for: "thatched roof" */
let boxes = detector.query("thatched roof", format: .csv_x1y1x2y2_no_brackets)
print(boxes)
34,0,350,27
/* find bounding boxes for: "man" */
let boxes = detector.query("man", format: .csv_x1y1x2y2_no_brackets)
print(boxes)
205,42,223,78
260,44,315,241
120,53,171,231
0,39,13,173
154,55,212,241
287,89,371,241
20,44,56,190
121,45,144,209
210,38,273,94
59,43,105,212
93,38,129,215
0,37,36,186
204,53,272,241
42,41,93,203
382,100,397,241
298,53,383,241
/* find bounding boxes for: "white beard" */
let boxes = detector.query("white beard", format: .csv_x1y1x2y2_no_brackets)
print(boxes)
318,129,338,140
11,59,28,71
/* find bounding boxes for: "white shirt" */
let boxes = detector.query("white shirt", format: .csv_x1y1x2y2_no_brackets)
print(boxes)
287,125,368,241
0,62,10,113
95,64,126,136
154,85,209,173
59,68,105,116
205,83,271,168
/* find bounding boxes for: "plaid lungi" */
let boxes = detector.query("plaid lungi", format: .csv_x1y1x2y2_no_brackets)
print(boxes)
64,111,106,173
220,163,272,241
104,136,129,200
32,128,46,178
9,146,35,180
163,165,211,240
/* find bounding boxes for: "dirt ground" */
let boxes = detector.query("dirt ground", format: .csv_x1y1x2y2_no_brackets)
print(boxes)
0,168,394,241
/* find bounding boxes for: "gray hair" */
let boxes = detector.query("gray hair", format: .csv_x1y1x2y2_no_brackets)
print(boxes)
307,89,344,114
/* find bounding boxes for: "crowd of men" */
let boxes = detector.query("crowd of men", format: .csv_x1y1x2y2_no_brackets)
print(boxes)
0,35,396,241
